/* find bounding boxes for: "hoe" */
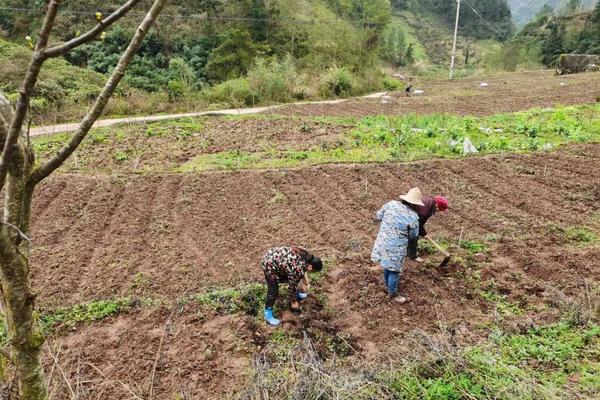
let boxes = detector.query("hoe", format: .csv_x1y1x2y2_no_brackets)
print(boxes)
426,237,451,267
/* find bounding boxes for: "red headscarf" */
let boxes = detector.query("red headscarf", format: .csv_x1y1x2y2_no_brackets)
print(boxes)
434,196,449,211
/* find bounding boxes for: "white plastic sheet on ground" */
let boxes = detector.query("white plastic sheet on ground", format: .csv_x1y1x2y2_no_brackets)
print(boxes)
463,137,478,154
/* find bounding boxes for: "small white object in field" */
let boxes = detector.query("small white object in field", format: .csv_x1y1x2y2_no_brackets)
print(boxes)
542,143,553,150
560,82,566,86
448,139,460,146
494,128,504,132
413,89,424,95
480,82,489,88
479,127,492,134
393,73,406,79
463,137,478,154
412,128,424,133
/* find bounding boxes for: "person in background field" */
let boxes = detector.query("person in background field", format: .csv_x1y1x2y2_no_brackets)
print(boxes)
412,194,449,262
261,246,323,326
371,187,422,304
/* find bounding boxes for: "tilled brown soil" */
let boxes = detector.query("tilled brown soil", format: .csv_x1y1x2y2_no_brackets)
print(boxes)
27,143,600,398
37,117,352,174
272,70,600,117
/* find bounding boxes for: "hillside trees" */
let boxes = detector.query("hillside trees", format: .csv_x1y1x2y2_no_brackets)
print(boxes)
0,0,168,398
413,0,514,40
530,1,600,66
542,21,566,65
380,23,407,65
0,0,394,96
577,0,600,53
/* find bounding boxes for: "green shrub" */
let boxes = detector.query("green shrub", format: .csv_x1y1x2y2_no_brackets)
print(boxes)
203,78,255,107
382,76,404,91
247,56,297,103
324,67,353,97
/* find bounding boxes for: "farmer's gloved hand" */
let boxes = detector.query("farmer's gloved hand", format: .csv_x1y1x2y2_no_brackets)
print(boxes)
291,301,301,313
296,292,308,301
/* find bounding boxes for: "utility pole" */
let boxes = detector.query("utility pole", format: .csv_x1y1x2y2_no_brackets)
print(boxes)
449,0,461,80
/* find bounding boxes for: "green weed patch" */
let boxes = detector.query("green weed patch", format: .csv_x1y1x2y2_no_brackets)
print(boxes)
195,284,265,316
179,104,600,171
386,323,600,399
38,298,132,334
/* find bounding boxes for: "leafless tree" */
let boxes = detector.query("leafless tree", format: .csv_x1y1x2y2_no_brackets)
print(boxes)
0,1,168,398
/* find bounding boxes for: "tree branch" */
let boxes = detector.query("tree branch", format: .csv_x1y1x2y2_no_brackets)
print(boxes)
42,0,144,59
30,0,169,185
0,0,61,193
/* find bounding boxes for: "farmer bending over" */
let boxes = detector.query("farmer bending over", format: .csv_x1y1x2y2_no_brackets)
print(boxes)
261,246,323,326
412,193,449,262
371,187,421,303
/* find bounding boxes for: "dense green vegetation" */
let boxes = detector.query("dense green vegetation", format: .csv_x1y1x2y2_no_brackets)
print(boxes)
0,0,395,112
385,323,600,399
0,1,414,125
514,1,600,66
30,104,600,173
177,104,600,171
508,0,597,27
0,38,107,121
393,0,513,41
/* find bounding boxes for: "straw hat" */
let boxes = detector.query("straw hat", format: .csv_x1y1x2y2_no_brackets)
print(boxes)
399,187,425,206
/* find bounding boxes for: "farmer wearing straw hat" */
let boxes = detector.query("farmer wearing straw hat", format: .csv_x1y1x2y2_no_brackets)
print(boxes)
371,187,422,303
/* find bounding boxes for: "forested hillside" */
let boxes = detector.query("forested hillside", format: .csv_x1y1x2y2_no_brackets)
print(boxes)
0,0,417,123
1,0,392,91
514,1,600,66
392,0,513,41
508,0,597,27
5,0,596,123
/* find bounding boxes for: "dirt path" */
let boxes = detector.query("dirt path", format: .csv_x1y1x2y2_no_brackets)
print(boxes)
28,97,357,136
31,70,600,137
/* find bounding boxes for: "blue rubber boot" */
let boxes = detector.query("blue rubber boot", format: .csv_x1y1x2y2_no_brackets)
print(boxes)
264,308,281,326
296,292,308,301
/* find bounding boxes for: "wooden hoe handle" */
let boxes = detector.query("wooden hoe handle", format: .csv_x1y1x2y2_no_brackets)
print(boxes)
426,236,450,258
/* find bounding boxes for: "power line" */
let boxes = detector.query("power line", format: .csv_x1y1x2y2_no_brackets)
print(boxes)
0,6,384,26
461,0,510,40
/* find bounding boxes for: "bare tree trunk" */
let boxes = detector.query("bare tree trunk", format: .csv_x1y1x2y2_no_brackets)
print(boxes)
0,233,45,400
0,1,169,398
1,95,43,399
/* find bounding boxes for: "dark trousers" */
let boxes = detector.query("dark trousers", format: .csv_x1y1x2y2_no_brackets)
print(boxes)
265,273,279,309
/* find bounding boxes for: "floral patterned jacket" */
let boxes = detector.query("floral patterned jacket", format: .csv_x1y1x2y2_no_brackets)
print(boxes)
261,246,309,304
371,200,419,272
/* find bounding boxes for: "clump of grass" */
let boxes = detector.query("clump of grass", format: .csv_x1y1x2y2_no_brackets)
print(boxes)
114,150,129,162
565,227,598,246
38,298,132,334
196,284,265,316
480,290,523,316
460,240,488,254
242,323,600,400
145,118,204,139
